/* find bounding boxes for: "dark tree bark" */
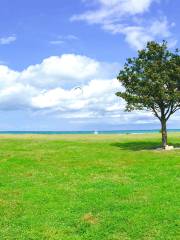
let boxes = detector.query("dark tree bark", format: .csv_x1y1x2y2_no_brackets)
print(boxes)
161,118,167,148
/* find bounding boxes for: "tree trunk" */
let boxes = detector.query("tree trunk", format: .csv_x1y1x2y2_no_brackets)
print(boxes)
161,118,168,148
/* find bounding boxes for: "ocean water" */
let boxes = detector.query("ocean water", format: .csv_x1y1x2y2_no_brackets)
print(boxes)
0,129,179,135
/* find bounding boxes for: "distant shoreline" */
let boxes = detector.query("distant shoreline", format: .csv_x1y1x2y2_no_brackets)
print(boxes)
0,129,179,135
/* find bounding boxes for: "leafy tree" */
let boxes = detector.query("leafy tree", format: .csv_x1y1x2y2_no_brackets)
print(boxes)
116,41,180,148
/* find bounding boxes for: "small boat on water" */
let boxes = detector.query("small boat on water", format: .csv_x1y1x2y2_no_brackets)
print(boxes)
94,131,99,135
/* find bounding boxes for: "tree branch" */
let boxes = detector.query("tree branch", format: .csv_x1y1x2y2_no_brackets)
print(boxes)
151,106,161,120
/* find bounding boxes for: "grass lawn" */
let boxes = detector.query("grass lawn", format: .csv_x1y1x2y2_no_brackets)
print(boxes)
0,133,179,240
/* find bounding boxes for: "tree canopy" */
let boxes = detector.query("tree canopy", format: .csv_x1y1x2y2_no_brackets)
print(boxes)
116,41,180,148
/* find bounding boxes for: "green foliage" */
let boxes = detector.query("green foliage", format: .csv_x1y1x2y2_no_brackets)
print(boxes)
116,41,180,121
0,134,179,239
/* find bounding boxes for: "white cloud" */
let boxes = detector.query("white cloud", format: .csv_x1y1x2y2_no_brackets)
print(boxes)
66,34,79,40
104,17,174,49
0,35,17,45
73,0,155,23
50,34,79,45
0,54,120,115
31,79,121,111
71,0,176,49
50,40,65,45
0,53,178,125
0,84,37,110
0,65,20,88
19,54,118,88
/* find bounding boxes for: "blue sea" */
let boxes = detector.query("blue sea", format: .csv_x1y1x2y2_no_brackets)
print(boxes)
0,129,179,135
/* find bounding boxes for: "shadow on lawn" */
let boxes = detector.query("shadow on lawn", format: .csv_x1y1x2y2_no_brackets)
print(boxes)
111,141,180,151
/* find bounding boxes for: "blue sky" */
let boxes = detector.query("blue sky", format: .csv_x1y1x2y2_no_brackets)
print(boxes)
0,0,179,131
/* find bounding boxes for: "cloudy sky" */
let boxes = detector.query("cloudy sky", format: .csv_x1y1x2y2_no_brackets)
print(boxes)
0,0,179,131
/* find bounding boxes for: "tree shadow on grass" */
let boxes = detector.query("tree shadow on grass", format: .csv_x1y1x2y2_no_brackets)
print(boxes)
111,141,180,151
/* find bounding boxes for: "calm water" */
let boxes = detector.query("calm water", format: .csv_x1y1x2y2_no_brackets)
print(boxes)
0,129,179,135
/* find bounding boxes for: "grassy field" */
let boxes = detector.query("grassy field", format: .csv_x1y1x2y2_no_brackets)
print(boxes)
0,133,179,240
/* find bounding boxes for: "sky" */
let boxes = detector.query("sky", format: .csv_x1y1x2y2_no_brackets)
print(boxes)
0,0,179,131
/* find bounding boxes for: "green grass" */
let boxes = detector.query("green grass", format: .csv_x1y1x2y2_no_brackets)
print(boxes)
0,133,179,240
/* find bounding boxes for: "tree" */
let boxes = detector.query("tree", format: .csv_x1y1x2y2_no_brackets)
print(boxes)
116,41,180,148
